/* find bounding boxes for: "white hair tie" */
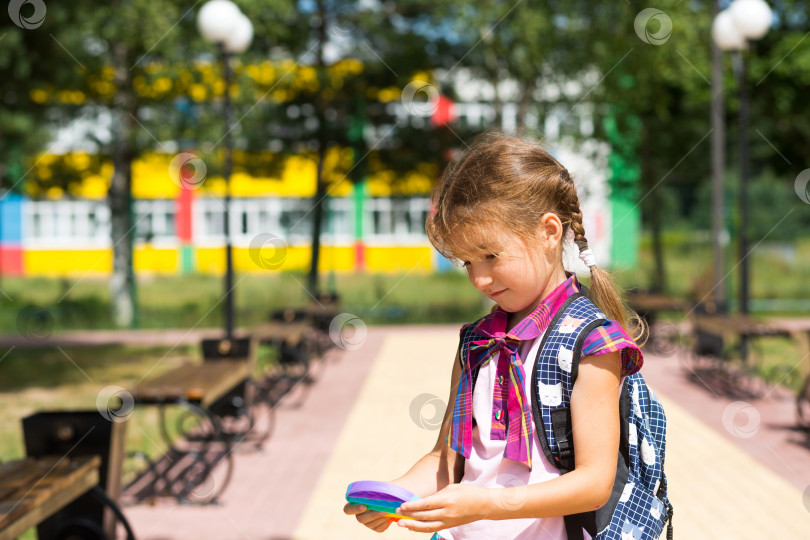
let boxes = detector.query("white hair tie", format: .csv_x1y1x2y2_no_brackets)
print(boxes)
579,248,596,268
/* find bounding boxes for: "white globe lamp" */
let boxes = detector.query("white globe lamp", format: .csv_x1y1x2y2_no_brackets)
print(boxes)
713,10,747,51
729,0,773,40
197,0,241,44
224,12,254,53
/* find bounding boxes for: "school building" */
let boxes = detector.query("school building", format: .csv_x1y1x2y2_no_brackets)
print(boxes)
0,88,640,277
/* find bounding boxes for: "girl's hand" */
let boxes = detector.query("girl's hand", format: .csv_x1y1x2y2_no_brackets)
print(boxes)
394,484,491,533
343,502,396,533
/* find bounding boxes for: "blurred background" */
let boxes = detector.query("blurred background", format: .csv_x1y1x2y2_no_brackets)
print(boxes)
1,0,810,537
2,0,807,328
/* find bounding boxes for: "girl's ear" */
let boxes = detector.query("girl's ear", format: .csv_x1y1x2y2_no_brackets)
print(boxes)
538,213,564,251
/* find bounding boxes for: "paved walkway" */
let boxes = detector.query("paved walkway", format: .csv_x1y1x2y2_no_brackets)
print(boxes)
122,325,810,539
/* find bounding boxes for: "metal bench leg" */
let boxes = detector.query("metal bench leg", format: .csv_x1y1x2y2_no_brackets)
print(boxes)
90,485,137,540
167,401,235,504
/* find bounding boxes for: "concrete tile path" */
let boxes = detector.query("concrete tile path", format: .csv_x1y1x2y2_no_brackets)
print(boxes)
122,325,810,539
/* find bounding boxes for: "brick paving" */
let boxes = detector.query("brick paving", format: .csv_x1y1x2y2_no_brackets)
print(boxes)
119,329,387,539
121,325,810,539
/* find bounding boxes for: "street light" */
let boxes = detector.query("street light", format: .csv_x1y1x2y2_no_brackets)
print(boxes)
198,0,253,340
712,0,772,360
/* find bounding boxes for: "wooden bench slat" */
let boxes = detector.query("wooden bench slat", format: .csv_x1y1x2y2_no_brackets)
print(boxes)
0,461,72,519
628,293,689,312
0,457,76,505
0,456,100,540
132,360,251,407
252,321,311,347
194,361,250,408
694,315,791,338
0,457,100,515
0,460,43,502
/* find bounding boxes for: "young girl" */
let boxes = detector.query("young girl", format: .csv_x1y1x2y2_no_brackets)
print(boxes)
344,132,644,539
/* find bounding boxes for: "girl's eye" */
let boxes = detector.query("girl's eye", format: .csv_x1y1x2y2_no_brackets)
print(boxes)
485,253,498,260
462,260,471,267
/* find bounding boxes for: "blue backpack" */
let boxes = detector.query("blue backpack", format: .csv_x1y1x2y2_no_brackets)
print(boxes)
461,292,674,539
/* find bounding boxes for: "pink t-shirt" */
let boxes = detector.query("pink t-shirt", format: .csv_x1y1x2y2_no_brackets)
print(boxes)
439,335,608,540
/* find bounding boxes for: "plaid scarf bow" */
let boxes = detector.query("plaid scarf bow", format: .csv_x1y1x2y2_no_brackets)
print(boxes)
446,276,580,470
451,325,534,469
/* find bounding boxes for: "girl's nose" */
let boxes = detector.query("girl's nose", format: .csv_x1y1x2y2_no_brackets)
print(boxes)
469,268,493,291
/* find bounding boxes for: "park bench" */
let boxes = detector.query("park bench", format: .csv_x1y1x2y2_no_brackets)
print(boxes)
762,318,810,430
626,289,690,328
250,301,342,411
0,456,103,540
285,291,341,333
688,312,788,396
252,319,317,378
131,359,251,409
4,411,135,540
626,289,691,356
267,293,340,359
126,337,264,504
270,291,341,333
689,313,810,426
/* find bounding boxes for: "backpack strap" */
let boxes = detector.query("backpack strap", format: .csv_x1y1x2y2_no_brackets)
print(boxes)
529,293,606,469
530,292,607,540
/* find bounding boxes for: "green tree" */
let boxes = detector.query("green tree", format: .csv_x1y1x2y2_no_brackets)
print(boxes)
1,0,303,326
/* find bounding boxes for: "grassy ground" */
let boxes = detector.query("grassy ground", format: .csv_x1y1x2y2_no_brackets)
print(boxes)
0,270,488,334
3,234,809,336
612,234,810,309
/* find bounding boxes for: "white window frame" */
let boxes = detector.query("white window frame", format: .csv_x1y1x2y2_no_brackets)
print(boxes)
364,197,429,246
24,199,110,248
134,199,177,247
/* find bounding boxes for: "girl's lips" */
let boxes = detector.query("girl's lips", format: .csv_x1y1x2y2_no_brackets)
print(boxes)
489,289,506,298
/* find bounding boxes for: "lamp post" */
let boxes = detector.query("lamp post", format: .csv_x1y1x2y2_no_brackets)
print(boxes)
198,0,253,341
712,0,772,361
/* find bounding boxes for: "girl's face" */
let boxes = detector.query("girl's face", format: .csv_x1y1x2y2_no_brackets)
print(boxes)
458,216,567,324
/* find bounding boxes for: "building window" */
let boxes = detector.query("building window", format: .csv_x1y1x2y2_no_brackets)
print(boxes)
279,199,312,241
365,197,429,243
25,200,110,247
134,200,177,242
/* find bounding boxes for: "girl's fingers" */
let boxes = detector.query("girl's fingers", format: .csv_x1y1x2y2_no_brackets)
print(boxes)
397,499,443,521
355,510,392,529
343,503,368,515
397,519,444,533
372,519,393,532
398,508,440,521
398,499,437,512
344,503,396,532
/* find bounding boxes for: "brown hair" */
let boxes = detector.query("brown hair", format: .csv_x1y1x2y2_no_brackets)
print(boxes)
426,131,646,344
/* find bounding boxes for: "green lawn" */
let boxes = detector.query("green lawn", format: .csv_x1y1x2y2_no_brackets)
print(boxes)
3,234,809,337
0,270,489,335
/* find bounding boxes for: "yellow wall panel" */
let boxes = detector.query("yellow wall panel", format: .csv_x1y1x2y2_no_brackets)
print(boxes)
24,249,112,276
22,245,435,276
195,246,313,274
364,246,433,273
318,246,355,272
195,247,227,274
133,247,179,273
